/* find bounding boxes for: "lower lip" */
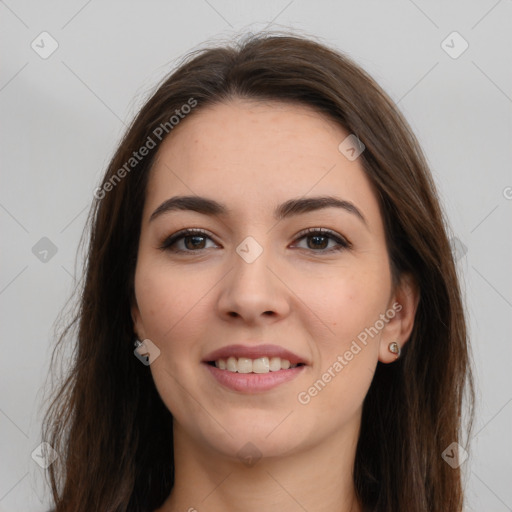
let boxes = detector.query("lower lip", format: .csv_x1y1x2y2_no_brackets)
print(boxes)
204,363,305,393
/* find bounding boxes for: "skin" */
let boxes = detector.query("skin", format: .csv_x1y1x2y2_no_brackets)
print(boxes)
131,99,419,512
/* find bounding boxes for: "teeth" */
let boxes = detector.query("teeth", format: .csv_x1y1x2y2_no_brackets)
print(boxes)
237,357,252,374
213,356,299,373
253,357,269,374
269,357,281,372
226,357,237,372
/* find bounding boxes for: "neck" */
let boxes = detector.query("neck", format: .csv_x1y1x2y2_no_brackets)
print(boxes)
157,418,363,512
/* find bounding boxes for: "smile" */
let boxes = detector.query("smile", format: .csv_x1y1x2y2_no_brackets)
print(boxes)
202,344,308,392
209,356,303,373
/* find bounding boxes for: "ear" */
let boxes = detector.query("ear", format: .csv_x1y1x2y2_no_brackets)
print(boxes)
131,295,146,341
378,273,420,363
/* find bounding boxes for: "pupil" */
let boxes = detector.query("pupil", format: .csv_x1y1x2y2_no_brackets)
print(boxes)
185,236,205,250
309,235,327,249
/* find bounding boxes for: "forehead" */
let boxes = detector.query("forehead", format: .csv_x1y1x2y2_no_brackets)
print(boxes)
144,99,382,227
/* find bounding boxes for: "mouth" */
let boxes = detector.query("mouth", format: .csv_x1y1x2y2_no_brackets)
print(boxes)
206,357,305,373
202,344,308,392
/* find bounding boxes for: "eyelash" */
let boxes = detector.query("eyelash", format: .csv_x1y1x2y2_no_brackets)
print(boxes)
158,227,351,254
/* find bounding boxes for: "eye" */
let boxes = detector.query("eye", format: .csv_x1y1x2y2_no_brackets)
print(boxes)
159,227,351,254
159,229,219,253
292,228,351,253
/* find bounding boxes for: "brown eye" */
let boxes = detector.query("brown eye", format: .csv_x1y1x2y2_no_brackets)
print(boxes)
293,228,351,253
159,229,218,253
183,235,207,250
307,234,329,250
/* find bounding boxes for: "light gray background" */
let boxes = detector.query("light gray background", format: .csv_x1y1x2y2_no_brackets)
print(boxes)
1,1,511,510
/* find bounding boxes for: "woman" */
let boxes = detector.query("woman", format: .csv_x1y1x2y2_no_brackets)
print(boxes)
43,33,474,511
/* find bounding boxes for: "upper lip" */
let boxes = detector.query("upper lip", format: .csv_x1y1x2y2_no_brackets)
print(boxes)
203,344,307,366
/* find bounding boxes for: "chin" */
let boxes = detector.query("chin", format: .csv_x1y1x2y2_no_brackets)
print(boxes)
212,432,305,463
186,412,312,462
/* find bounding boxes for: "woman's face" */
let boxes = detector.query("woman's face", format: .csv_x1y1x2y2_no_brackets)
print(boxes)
132,99,415,460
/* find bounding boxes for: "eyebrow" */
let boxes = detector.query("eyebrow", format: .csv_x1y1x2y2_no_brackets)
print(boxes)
149,195,367,225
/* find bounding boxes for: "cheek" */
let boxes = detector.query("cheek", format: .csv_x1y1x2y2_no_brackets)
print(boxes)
304,270,386,372
134,261,212,415
134,258,213,342
299,268,390,407
298,265,390,347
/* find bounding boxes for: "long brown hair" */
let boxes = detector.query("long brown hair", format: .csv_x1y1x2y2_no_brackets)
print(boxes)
42,32,474,511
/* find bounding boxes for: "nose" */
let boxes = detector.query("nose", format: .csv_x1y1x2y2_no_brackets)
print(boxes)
216,241,291,325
